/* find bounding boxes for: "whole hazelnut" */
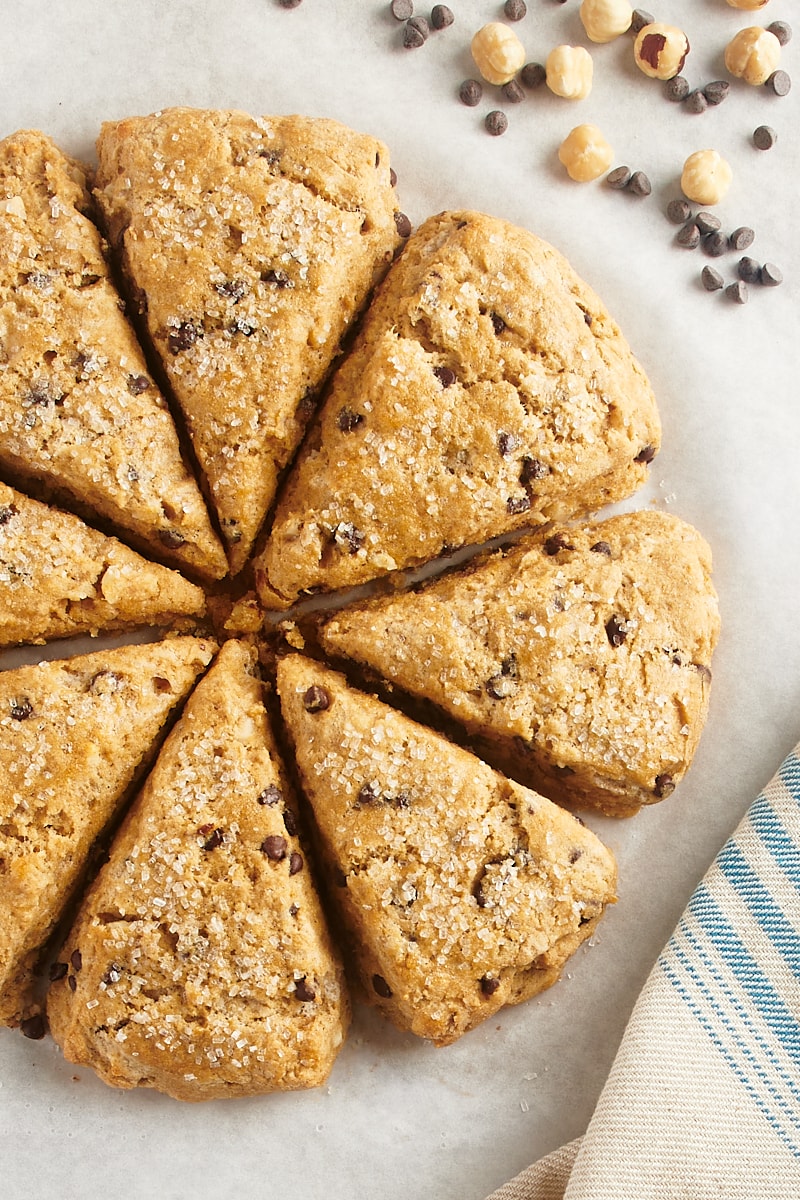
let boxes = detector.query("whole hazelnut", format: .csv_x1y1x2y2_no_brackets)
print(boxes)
724,26,781,85
558,124,615,181
580,0,634,44
471,22,527,85
634,22,690,80
546,45,594,99
726,0,769,8
680,150,733,206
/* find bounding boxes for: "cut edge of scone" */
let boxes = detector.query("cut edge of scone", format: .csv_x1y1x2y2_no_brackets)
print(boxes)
0,480,206,647
0,635,218,1030
0,128,228,583
276,653,617,1047
47,640,349,1100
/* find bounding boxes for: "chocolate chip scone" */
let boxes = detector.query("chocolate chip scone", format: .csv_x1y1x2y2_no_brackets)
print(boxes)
255,210,661,609
47,641,349,1100
318,510,720,817
0,481,206,646
0,636,216,1031
0,131,227,581
276,654,617,1047
94,108,402,573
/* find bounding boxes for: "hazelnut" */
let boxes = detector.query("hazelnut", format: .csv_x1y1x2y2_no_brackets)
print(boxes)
558,124,615,181
634,22,690,80
726,0,769,8
580,0,634,44
471,22,526,86
680,150,733,206
546,45,594,99
724,26,781,85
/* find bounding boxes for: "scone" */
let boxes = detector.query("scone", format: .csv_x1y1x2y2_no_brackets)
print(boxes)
255,210,661,609
0,636,217,1030
318,511,719,817
276,654,617,1047
0,481,205,646
0,131,227,581
94,108,402,572
48,641,349,1100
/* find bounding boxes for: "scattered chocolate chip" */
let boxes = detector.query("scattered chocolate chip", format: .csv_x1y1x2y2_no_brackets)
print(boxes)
289,904,299,917
506,495,531,515
21,1015,45,1040
70,949,83,972
289,852,304,876
504,0,526,18
127,374,151,395
568,847,584,864
635,443,657,464
333,521,365,554
433,365,456,388
767,21,792,47
703,80,729,106
261,835,288,861
68,975,77,992
654,773,675,798
390,167,397,187
394,211,412,238
583,311,593,326
630,9,654,35
167,320,201,354
491,312,506,335
485,111,509,137
257,784,283,807
294,977,316,1002
261,268,292,288
303,685,330,713
480,975,501,997
676,222,701,249
158,528,186,550
459,78,483,106
202,827,225,851
431,4,454,29
725,281,749,305
664,75,690,102
10,697,33,721
502,79,526,104
103,963,123,985
703,231,727,257
605,614,629,647
336,407,365,432
753,125,777,151
228,316,258,337
760,263,783,287
737,256,761,284
390,0,413,18
590,540,612,556
372,974,393,998
544,532,573,556
403,15,429,46
0,503,17,525
497,431,519,456
684,90,708,115
701,265,724,292
520,61,546,88
628,170,652,198
729,227,754,252
695,212,721,235
519,456,549,485
283,808,298,836
278,0,303,7
606,166,631,190
765,70,791,97
667,198,693,225
49,962,68,982
485,674,519,700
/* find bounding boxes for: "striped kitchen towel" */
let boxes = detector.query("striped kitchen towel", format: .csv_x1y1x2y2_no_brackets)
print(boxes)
488,745,800,1200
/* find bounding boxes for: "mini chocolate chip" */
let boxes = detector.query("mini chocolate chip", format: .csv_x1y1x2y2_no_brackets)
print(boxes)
544,532,573,556
389,167,398,187
767,21,792,47
520,61,546,88
480,975,500,997
294,977,316,1002
103,963,123,985
701,266,724,292
590,540,612,556
498,431,519,456
333,521,365,554
127,374,151,395
737,257,761,284
202,827,225,851
357,782,381,806
506,495,531,515
215,278,248,301
127,465,140,483
394,211,412,238
49,962,68,982
257,784,282,806
760,263,783,288
262,268,292,288
0,503,17,525
485,111,508,137
684,90,708,115
628,171,651,198
68,975,77,992
605,614,629,647
289,903,299,917
667,198,692,225
70,949,82,972
485,674,519,700
729,227,754,252
519,456,549,485
583,311,593,326
337,407,365,432
372,974,393,998
21,1015,45,1040
630,9,654,34
278,0,303,7
703,80,729,106
303,685,330,713
491,312,506,335
502,80,526,104
695,212,721,235
635,444,657,464
261,835,287,861
568,847,584,864
504,0,526,19
433,365,456,388
167,321,201,354
289,851,304,876
403,18,427,48
726,281,749,305
664,75,690,102
676,222,701,249
283,808,298,836
753,125,777,151
390,0,413,17
10,697,33,721
654,773,675,798
703,232,727,258
606,166,631,190
228,316,258,337
158,528,186,549
431,4,454,29
765,70,791,97
459,78,483,106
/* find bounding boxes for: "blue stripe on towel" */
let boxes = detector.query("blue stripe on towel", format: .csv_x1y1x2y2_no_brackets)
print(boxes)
748,799,800,900
716,841,800,979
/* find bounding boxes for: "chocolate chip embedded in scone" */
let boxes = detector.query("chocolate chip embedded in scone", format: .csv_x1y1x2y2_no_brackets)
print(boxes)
94,108,402,574
318,510,719,817
255,209,661,609
0,481,206,647
0,130,227,582
47,641,349,1100
0,636,217,1028
276,654,616,1046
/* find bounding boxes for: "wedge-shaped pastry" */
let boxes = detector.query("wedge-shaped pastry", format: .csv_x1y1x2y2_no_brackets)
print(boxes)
48,641,349,1100
0,636,216,1029
0,130,227,581
94,108,402,572
276,654,616,1046
0,481,205,646
319,511,720,817
255,210,661,609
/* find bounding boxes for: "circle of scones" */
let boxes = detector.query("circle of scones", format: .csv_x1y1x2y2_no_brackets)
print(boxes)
0,110,717,1098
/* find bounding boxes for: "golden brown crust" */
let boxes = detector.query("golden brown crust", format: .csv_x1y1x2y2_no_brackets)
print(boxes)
255,209,661,609
0,130,227,581
276,654,616,1046
94,108,401,573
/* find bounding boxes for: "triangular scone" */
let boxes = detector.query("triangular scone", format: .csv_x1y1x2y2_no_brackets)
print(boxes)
47,641,349,1100
0,131,227,581
276,655,616,1047
319,511,720,818
0,636,216,1029
0,481,206,646
255,210,661,609
94,108,402,573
